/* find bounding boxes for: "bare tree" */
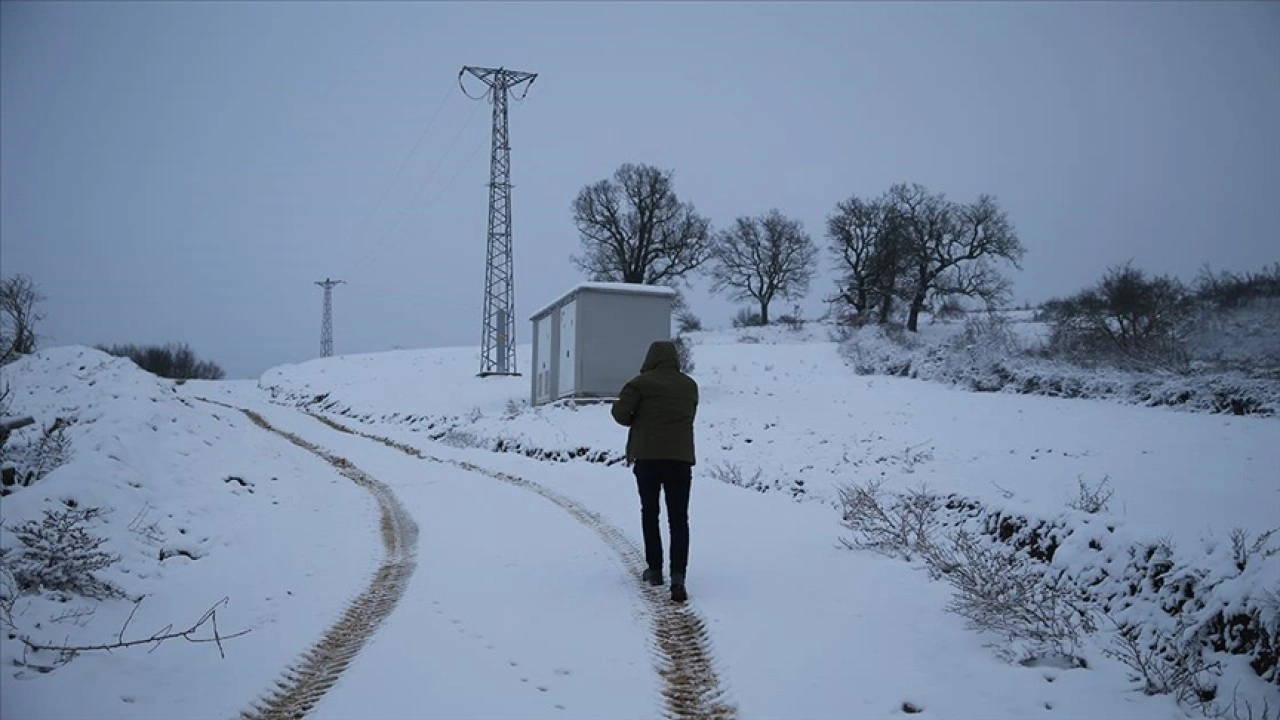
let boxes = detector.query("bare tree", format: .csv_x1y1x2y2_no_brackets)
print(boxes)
889,184,1024,332
571,163,712,286
709,209,817,325
827,195,909,325
1,274,46,364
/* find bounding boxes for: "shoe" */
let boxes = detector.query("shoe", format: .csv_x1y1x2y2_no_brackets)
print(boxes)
642,568,663,586
670,573,687,603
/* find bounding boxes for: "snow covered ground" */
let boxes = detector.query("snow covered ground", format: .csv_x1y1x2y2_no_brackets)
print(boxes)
3,328,1277,719
262,325,1280,547
0,348,380,720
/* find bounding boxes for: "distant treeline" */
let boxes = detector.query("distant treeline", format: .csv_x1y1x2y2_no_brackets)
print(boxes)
97,342,225,381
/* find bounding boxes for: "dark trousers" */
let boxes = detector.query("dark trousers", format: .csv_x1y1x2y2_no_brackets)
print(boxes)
634,459,692,576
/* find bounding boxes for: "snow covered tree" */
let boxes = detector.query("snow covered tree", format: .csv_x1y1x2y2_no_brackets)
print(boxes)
570,163,712,286
709,210,817,325
1,274,45,364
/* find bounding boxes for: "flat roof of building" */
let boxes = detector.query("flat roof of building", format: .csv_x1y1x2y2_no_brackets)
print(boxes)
530,282,677,321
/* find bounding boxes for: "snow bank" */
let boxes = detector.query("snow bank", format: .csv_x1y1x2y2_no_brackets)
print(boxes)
879,491,1280,703
1,347,379,720
838,321,1280,417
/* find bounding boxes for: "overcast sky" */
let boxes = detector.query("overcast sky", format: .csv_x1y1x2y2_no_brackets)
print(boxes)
2,1,1277,378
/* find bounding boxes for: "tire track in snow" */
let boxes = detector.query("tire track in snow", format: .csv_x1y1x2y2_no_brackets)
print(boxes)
305,412,737,720
201,401,419,720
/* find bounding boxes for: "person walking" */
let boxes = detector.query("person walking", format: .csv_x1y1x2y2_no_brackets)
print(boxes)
610,339,698,602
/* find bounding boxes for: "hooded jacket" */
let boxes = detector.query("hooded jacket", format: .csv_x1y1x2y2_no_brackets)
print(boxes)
610,340,699,465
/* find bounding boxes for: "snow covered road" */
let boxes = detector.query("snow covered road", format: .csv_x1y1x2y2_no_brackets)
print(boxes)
206,390,732,720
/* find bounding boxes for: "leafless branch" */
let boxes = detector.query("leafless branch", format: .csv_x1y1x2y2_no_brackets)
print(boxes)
17,597,249,662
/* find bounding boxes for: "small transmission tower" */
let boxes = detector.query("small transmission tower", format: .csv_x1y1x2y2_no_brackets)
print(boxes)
460,65,537,377
314,278,345,358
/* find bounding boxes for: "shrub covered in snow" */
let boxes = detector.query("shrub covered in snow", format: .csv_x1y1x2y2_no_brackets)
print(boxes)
925,529,1097,666
837,483,1280,712
1183,298,1280,375
1,506,122,601
837,319,1280,416
732,308,764,328
1,416,74,496
673,334,696,375
837,479,938,561
676,310,703,334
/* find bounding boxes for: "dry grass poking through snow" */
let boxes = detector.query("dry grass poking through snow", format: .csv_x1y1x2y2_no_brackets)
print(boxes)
196,404,420,720
308,411,738,720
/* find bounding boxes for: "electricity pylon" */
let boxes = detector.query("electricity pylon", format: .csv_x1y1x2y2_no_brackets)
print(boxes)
315,278,345,357
460,65,537,377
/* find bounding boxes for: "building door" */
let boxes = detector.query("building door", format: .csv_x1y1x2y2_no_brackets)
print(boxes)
535,316,553,403
557,300,576,397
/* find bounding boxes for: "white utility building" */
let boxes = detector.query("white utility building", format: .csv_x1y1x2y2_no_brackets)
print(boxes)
529,282,675,406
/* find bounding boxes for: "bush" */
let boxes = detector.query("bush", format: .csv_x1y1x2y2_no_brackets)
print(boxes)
732,308,764,328
676,311,703,334
836,323,1280,417
1,506,122,600
97,342,225,380
1,417,73,497
673,334,695,374
776,304,806,332
1042,263,1194,369
1196,264,1280,309
1067,475,1114,515
925,530,1096,664
839,482,1280,708
838,479,939,561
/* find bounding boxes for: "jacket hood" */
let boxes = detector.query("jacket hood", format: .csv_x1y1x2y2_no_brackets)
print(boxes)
640,340,680,372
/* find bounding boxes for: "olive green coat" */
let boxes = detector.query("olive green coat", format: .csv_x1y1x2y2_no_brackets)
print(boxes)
610,340,699,465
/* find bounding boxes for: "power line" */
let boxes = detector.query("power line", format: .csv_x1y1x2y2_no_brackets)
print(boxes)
461,65,537,378
348,99,484,275
347,130,488,282
344,284,474,309
339,84,456,267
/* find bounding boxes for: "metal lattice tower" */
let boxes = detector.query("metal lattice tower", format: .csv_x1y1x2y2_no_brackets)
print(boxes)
314,278,345,357
460,65,537,377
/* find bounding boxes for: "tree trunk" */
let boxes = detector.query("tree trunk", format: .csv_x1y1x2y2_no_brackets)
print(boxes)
759,299,770,326
877,293,894,325
906,291,927,332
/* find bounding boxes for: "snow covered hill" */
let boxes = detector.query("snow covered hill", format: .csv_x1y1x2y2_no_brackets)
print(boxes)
262,325,1280,546
3,331,1278,719
0,347,380,720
